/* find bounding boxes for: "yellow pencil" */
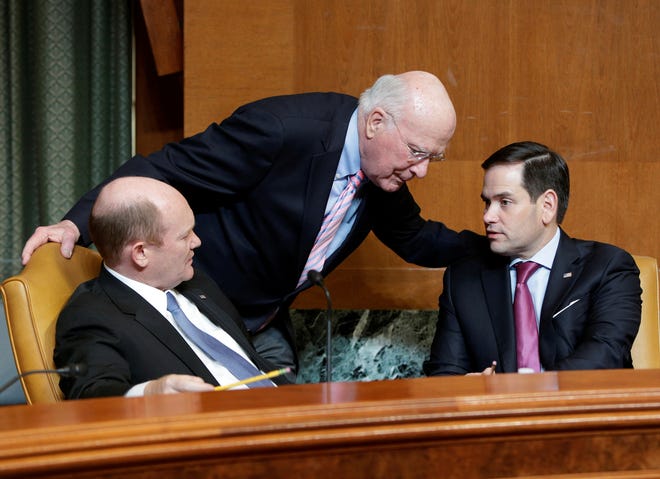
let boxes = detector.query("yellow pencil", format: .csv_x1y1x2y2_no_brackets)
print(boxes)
214,367,291,391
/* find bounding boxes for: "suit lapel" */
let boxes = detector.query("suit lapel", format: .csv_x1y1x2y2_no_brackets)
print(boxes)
481,257,518,372
538,231,582,367
98,270,217,383
299,149,342,261
298,106,356,274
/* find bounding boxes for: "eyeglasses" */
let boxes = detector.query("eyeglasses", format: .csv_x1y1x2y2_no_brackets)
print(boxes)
386,112,446,164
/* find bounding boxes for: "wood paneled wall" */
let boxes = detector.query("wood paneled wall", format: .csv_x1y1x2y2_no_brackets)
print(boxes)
177,0,659,309
134,0,183,157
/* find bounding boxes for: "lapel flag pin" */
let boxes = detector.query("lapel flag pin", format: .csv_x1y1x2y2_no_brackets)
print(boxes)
563,272,572,278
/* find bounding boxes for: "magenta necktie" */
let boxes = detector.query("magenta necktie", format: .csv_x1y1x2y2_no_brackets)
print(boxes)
514,261,542,372
298,170,365,287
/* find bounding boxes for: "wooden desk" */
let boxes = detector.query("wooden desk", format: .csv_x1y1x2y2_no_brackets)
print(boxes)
1,370,659,478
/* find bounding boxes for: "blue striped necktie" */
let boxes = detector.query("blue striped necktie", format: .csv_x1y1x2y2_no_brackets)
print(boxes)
166,292,274,388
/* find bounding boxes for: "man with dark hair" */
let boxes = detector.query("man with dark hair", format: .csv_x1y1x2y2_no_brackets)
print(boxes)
424,141,642,376
55,177,292,398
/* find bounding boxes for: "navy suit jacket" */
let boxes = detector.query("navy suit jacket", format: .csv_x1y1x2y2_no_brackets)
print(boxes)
54,268,291,399
64,93,475,327
424,230,642,375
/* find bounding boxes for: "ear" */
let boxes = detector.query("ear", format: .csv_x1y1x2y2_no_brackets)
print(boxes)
364,107,388,139
539,189,558,226
130,241,149,268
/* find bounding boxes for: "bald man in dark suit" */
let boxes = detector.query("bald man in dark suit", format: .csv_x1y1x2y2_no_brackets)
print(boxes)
55,177,291,398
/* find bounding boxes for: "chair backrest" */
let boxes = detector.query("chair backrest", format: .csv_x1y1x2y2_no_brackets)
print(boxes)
631,255,660,369
0,243,102,404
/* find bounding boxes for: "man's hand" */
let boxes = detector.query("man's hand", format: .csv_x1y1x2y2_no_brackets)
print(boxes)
144,374,215,395
466,361,497,376
21,220,81,265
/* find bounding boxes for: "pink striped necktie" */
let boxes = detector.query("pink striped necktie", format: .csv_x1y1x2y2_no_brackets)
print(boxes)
298,170,365,287
513,261,542,372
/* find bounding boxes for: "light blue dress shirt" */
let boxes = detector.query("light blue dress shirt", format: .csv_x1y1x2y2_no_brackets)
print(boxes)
322,108,365,260
104,265,256,395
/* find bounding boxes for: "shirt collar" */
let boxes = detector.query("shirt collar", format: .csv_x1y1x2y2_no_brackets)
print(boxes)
104,264,170,312
509,227,561,270
336,108,361,180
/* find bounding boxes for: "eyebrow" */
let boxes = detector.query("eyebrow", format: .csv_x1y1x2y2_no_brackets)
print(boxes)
179,226,195,239
409,143,428,153
481,191,514,201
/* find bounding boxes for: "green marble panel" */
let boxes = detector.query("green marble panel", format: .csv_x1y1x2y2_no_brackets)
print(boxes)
291,310,437,384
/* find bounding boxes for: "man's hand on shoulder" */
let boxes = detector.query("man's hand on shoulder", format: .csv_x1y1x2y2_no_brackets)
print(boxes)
21,219,81,265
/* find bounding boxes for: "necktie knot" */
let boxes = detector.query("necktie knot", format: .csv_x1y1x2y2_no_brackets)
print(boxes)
166,291,180,314
515,261,540,285
351,169,365,189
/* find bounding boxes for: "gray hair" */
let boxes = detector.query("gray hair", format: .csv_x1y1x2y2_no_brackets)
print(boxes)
358,74,410,119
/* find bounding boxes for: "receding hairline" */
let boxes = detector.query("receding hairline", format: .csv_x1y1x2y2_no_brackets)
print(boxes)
94,177,184,215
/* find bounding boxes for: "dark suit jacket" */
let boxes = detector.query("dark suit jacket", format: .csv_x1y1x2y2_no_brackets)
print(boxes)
424,230,642,375
54,268,292,399
64,93,475,329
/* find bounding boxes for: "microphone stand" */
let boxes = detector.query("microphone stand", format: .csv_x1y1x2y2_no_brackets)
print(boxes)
308,270,334,383
0,364,88,394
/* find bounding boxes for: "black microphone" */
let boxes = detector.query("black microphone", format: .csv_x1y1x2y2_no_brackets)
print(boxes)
308,269,334,383
0,363,88,394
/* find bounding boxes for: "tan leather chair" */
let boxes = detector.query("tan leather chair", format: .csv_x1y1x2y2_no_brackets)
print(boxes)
1,243,102,404
631,255,660,369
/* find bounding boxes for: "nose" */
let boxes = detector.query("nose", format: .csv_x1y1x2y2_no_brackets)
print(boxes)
409,160,429,179
191,232,202,249
483,204,497,224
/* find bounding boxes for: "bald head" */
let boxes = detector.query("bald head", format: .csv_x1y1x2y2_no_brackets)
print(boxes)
397,71,456,141
90,177,200,289
94,177,186,217
359,71,455,136
90,177,189,267
357,71,456,192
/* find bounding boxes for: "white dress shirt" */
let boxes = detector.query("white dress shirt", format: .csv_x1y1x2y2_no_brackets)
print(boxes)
508,227,561,328
105,266,260,395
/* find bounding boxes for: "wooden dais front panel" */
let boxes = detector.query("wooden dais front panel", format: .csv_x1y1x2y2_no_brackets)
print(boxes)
1,370,659,478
